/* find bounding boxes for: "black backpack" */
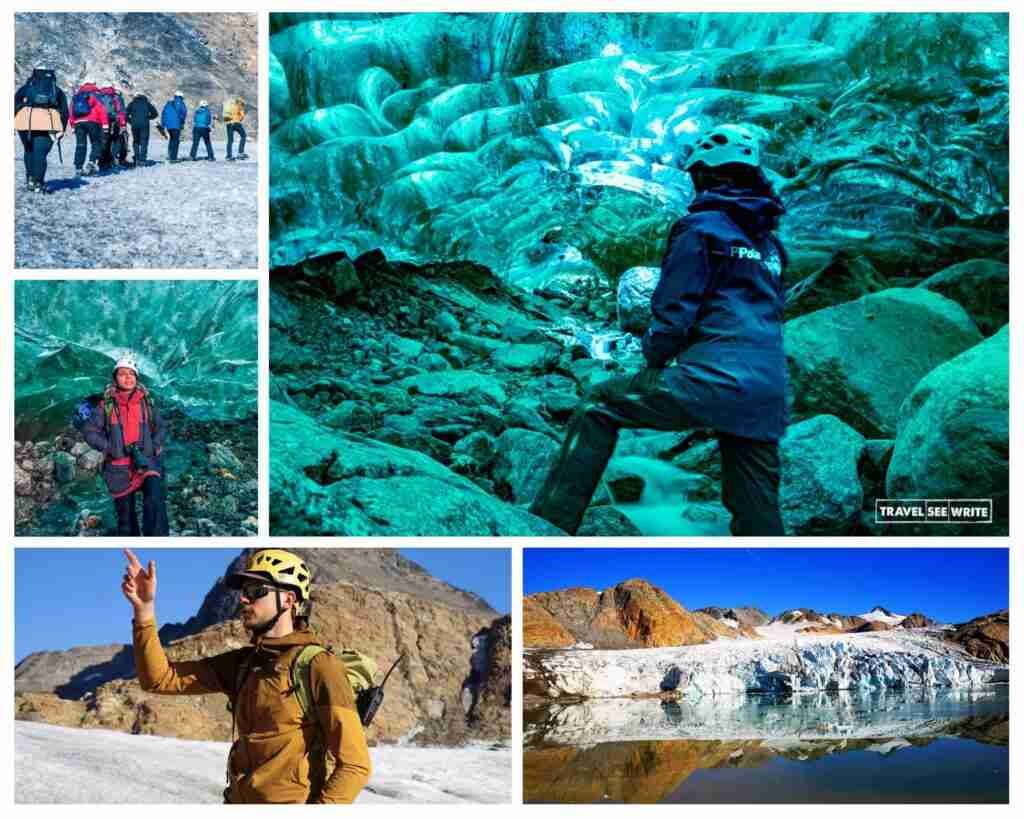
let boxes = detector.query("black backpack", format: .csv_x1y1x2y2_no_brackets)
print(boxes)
72,91,93,118
25,69,59,108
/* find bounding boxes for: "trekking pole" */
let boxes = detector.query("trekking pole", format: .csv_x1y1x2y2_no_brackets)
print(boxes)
56,132,64,164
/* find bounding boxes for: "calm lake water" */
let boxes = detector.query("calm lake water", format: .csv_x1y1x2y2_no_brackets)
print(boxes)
524,688,1008,803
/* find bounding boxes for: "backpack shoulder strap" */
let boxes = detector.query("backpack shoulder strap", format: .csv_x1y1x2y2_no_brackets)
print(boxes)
290,644,328,725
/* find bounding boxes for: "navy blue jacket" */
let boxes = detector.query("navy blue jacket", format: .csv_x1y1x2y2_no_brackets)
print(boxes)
642,187,789,442
160,96,187,130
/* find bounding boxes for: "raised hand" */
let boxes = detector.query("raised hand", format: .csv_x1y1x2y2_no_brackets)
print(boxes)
122,548,157,619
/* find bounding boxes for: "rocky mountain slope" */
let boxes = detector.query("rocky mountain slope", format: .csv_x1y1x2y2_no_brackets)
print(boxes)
15,13,258,134
268,12,1008,538
950,609,1008,662
15,549,510,745
523,579,759,650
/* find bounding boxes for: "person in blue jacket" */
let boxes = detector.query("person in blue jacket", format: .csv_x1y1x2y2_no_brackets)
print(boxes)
530,123,789,536
189,99,215,161
160,91,187,162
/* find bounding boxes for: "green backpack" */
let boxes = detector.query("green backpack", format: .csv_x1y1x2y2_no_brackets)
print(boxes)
290,645,377,726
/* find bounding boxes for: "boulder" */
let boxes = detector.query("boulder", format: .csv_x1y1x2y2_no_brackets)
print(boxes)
616,266,659,335
785,288,983,437
207,442,244,473
270,401,560,536
52,451,76,484
886,327,1008,534
490,342,561,372
395,371,508,407
491,428,559,505
577,506,643,536
917,259,1008,336
76,449,105,473
780,415,866,535
321,400,375,433
603,461,646,503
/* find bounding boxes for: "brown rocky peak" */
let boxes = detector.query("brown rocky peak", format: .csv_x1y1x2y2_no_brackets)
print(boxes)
949,610,1008,663
524,579,750,649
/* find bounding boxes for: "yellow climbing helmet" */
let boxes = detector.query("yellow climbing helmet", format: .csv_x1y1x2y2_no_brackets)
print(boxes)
227,548,312,614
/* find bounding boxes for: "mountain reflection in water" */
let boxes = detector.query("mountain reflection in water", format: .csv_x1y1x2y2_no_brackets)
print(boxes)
523,688,1008,803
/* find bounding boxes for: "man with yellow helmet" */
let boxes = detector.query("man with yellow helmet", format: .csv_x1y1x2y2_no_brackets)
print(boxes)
121,547,371,803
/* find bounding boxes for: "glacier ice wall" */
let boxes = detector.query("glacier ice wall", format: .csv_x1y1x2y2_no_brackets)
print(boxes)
15,281,258,439
269,12,1008,284
525,632,1007,700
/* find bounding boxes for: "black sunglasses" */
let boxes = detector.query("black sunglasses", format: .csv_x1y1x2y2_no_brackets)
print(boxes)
239,582,277,602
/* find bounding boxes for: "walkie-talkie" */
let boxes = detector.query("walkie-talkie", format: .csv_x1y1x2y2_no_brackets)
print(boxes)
357,654,404,727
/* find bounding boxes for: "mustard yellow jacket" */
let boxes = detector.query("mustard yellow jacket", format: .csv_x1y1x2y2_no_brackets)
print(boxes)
133,618,371,803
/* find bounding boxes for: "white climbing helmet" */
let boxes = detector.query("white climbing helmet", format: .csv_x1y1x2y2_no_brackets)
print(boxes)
684,123,761,171
112,353,139,378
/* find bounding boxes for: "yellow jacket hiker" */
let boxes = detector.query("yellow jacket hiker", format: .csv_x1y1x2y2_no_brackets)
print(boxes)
223,97,245,124
123,548,372,804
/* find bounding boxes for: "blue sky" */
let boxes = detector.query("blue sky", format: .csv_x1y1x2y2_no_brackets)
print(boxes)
524,548,1008,623
15,548,510,663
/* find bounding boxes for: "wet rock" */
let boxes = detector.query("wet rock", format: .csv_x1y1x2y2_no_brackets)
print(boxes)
578,506,643,536
451,431,497,474
207,442,244,473
785,288,983,437
388,336,425,359
396,371,508,407
504,398,556,436
491,428,559,505
916,259,1008,336
434,310,461,335
604,462,646,503
886,327,1008,534
418,352,451,371
543,390,580,420
271,401,560,536
671,439,721,482
780,414,866,535
491,342,561,372
322,400,375,433
617,265,659,335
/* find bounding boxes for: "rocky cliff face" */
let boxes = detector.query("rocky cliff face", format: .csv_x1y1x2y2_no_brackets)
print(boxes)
15,13,258,134
950,610,1008,663
524,579,756,650
14,550,510,745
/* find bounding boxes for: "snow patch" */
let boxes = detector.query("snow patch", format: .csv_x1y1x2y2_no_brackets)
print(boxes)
15,722,511,804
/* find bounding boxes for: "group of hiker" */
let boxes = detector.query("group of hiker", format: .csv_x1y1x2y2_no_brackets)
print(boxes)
14,67,250,193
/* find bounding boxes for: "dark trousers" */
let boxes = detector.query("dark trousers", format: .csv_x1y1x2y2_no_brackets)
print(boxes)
74,122,103,169
529,370,785,536
190,127,214,159
18,131,53,184
167,128,181,160
226,122,246,157
131,125,150,163
113,476,169,536
99,128,127,169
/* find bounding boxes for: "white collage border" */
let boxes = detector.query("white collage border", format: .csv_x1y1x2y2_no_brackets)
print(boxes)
2,0,1020,815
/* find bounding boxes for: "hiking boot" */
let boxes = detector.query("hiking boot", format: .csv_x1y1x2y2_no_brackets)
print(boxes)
226,155,235,162
237,153,249,160
75,168,85,177
84,161,96,175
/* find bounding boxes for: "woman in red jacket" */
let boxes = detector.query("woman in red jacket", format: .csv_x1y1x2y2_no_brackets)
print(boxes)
68,80,109,176
82,353,169,536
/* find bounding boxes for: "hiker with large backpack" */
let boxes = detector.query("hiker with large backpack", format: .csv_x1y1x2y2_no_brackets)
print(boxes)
161,91,188,162
14,67,69,193
125,92,158,166
92,82,124,172
223,96,249,161
81,353,169,537
189,100,215,161
122,548,374,803
68,80,108,176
